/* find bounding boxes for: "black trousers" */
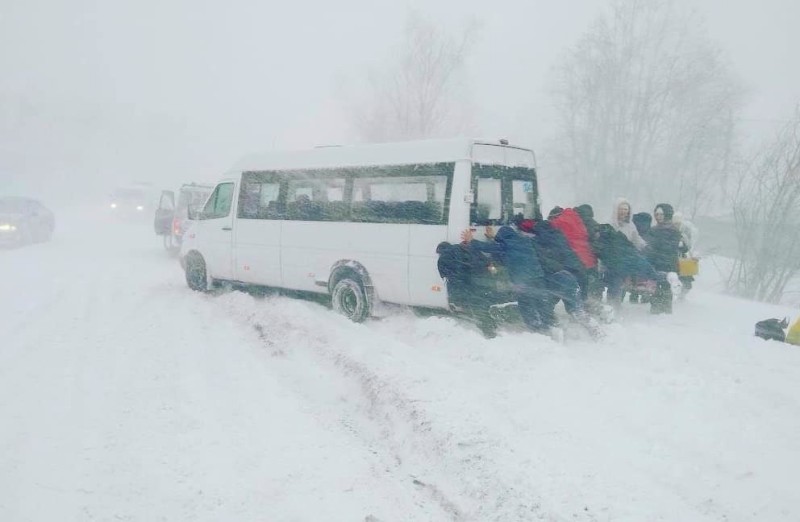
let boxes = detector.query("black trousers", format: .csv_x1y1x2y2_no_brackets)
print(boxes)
449,288,498,338
650,281,673,314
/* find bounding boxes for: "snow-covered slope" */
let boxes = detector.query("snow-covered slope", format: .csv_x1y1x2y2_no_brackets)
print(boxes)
1,209,799,521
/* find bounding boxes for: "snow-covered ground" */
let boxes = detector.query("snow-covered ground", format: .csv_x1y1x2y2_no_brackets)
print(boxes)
2,208,799,521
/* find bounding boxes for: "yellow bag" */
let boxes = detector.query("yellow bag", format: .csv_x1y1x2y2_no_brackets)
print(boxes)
787,316,800,346
678,257,699,277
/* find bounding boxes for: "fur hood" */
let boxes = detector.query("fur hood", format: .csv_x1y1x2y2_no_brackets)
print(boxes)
611,197,632,226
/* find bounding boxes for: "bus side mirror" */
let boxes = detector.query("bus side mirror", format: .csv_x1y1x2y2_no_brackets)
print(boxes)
187,205,200,220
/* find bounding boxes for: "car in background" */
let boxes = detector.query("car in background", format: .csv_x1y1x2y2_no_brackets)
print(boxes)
108,182,159,217
154,183,214,252
0,197,55,247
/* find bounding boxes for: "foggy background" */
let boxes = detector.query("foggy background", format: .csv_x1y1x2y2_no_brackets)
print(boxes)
4,5,800,519
1,0,798,207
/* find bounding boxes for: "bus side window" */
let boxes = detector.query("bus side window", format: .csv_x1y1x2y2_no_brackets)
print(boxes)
239,182,261,218
258,183,282,219
286,178,347,221
238,181,281,219
351,172,446,224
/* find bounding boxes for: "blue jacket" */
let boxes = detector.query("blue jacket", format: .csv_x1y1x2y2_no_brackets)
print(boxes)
470,226,544,287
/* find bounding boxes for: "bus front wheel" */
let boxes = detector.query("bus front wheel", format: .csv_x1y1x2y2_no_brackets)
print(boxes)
185,253,209,292
331,277,369,323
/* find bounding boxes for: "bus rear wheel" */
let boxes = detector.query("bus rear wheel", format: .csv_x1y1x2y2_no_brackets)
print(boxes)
331,277,369,323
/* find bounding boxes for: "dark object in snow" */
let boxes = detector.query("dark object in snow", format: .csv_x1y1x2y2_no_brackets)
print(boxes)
755,317,788,342
0,196,55,247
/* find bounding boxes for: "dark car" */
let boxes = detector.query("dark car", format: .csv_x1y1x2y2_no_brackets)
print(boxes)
0,197,55,247
154,183,214,252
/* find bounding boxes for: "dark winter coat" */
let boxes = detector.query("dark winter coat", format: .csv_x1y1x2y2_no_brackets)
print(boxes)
529,220,586,278
574,204,600,242
632,212,653,242
436,242,494,303
549,208,597,269
645,223,684,272
595,223,650,274
470,226,544,288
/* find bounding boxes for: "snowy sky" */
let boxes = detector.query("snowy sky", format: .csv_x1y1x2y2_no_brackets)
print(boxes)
1,0,798,199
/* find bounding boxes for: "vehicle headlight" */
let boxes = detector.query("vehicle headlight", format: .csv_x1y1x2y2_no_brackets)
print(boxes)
110,203,117,209
0,223,17,232
136,205,144,211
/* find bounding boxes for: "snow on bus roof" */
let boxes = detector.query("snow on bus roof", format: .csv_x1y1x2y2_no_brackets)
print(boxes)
231,138,534,173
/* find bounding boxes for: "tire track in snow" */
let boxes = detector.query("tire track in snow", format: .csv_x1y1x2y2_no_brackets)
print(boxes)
216,291,557,522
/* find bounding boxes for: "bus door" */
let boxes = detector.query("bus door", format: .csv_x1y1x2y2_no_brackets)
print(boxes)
233,173,283,287
195,182,236,280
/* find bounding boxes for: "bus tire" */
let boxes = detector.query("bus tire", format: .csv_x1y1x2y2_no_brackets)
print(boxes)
331,276,369,323
185,252,209,292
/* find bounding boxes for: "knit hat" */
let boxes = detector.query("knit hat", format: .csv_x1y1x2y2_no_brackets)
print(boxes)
548,206,564,220
518,219,535,233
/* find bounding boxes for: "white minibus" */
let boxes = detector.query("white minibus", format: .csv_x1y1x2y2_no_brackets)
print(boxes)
180,138,540,321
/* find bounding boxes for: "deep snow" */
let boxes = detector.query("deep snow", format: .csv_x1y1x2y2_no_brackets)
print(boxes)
1,208,799,521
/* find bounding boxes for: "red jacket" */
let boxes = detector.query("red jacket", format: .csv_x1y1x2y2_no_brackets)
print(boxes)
549,208,597,268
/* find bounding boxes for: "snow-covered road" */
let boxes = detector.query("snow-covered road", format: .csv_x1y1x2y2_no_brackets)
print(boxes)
2,208,800,521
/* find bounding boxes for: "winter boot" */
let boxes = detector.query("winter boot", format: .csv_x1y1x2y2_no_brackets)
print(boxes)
573,308,606,340
650,282,673,314
585,299,615,324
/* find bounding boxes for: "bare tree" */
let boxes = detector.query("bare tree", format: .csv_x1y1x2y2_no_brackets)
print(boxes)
551,0,744,216
348,12,478,142
727,108,800,303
